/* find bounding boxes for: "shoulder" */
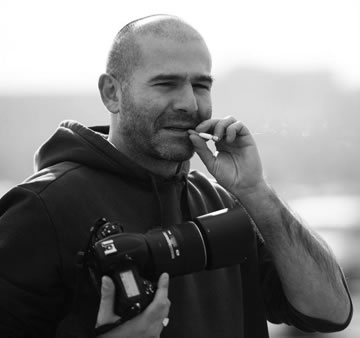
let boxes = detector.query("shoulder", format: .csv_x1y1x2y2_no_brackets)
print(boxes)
0,178,63,277
0,161,86,232
21,161,84,195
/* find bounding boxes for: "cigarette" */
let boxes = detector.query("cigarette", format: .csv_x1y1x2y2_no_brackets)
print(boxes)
198,132,219,142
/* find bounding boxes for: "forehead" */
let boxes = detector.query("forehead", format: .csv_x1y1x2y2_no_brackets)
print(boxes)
134,35,212,78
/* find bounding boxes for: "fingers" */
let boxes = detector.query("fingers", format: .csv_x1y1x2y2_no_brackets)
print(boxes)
157,272,169,297
189,117,254,171
96,274,171,338
188,131,216,173
96,276,121,327
213,116,237,142
194,119,220,138
144,273,171,323
195,116,252,143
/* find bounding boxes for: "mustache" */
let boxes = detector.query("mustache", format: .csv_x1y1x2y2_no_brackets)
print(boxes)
156,114,202,129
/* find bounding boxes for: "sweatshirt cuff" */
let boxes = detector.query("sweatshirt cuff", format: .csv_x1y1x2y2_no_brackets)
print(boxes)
284,269,353,333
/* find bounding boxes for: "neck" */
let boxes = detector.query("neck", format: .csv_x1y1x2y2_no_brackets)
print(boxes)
108,138,182,179
141,158,182,178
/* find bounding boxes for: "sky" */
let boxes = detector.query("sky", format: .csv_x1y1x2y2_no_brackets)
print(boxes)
1,0,360,93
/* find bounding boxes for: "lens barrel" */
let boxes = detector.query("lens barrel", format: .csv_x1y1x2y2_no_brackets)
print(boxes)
144,207,254,278
195,208,255,269
145,221,207,279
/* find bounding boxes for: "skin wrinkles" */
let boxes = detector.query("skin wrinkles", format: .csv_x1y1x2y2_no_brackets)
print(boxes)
148,74,214,90
107,32,213,176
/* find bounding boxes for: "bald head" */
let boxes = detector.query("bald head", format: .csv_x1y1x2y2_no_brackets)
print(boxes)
106,14,207,85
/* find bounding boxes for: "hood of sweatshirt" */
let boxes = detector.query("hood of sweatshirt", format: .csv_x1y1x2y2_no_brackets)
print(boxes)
35,120,190,185
34,120,193,226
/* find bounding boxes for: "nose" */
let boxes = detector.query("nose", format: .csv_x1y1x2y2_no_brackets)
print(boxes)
172,84,198,115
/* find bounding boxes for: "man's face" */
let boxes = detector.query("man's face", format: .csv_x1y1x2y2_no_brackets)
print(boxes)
115,35,213,163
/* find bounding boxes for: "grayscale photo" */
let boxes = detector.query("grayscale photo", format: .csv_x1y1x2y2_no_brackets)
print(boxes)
0,1,359,337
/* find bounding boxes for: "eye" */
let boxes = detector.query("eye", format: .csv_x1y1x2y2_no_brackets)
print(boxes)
193,83,211,91
154,82,176,88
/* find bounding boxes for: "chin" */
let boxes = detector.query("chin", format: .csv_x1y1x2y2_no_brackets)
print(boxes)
157,146,194,162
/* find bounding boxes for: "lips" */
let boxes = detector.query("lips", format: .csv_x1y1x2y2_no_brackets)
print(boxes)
159,118,199,135
164,127,190,131
162,123,197,131
161,126,193,138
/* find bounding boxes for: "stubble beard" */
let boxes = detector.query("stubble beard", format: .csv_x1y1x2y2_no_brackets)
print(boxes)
120,93,195,164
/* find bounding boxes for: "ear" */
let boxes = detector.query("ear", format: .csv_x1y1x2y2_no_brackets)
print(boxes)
98,73,121,114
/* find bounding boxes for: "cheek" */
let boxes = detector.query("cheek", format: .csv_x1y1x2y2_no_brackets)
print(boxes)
198,94,212,119
133,101,165,136
144,97,172,125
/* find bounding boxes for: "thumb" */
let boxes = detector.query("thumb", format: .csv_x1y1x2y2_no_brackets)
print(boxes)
96,276,121,327
189,134,216,172
156,272,169,296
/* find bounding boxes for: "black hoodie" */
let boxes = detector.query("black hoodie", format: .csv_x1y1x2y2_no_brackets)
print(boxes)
0,121,351,338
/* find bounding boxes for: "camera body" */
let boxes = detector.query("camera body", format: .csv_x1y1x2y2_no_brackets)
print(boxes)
86,207,255,324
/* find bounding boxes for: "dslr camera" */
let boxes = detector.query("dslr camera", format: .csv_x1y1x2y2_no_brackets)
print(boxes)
84,207,255,324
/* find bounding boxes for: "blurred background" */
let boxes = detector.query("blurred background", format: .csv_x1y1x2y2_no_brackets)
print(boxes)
1,0,359,336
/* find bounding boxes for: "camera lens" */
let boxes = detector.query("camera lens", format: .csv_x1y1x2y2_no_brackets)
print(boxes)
145,221,207,279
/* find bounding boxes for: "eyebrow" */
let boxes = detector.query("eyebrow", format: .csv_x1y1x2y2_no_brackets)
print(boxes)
148,73,214,85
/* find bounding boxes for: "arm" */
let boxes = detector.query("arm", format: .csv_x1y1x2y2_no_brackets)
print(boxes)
189,117,352,327
243,184,351,325
0,187,64,337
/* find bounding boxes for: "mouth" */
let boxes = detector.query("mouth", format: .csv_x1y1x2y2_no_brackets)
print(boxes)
162,126,193,134
164,127,189,132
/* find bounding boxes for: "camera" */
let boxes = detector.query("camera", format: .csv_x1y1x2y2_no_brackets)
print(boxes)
85,207,255,324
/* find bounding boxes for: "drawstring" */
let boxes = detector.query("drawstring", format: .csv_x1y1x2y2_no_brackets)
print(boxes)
149,175,193,228
150,175,165,227
180,177,192,221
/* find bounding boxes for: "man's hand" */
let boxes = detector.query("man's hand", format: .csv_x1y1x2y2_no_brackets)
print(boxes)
96,273,171,338
189,116,266,196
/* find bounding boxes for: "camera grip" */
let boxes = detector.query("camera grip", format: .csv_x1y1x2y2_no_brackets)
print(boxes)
111,266,156,321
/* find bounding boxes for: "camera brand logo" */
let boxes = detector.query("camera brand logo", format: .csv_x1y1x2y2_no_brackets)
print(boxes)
101,239,117,255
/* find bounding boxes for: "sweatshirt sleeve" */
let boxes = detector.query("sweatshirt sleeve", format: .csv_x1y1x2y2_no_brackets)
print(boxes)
0,186,65,337
259,244,353,333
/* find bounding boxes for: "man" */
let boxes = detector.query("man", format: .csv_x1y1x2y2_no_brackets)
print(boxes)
0,14,352,338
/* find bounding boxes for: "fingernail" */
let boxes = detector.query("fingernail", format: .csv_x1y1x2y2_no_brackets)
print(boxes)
101,276,114,291
160,272,169,286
